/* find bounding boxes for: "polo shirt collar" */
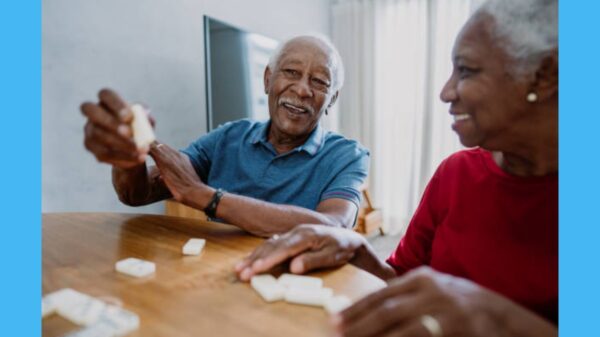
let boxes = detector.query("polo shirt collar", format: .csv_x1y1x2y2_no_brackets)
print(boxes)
250,120,325,156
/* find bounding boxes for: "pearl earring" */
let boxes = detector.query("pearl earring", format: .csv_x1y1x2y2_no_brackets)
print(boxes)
526,92,538,102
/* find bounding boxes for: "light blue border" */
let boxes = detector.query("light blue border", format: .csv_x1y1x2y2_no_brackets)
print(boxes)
0,0,591,335
0,0,41,335
559,1,599,336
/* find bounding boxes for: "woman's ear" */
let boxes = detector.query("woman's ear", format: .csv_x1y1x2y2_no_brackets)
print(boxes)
532,50,558,101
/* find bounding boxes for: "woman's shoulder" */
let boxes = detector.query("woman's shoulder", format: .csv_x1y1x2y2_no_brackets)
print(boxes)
434,148,488,177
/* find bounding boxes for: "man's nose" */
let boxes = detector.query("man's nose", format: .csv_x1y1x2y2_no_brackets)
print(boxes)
291,77,313,98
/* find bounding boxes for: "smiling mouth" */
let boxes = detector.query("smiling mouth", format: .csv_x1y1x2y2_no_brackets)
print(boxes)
453,114,471,122
282,102,309,115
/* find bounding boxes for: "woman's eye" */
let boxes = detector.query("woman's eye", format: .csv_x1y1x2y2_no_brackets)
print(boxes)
457,66,476,78
284,69,299,76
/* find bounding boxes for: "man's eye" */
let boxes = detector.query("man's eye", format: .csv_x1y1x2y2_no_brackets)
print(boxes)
311,77,331,91
284,69,299,76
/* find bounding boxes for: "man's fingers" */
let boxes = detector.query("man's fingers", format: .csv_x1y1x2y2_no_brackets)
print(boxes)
237,233,315,281
84,141,145,166
290,246,353,274
98,88,128,117
85,122,138,154
81,102,131,139
250,234,315,273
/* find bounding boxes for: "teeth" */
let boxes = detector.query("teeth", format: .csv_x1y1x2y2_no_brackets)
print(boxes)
454,114,470,121
283,103,306,113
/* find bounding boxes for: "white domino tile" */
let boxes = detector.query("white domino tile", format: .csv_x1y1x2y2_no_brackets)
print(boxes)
57,297,107,326
43,288,141,336
283,287,333,307
115,257,155,278
65,305,140,337
250,274,285,302
324,295,352,314
278,273,323,290
182,238,206,256
130,104,155,148
43,288,90,319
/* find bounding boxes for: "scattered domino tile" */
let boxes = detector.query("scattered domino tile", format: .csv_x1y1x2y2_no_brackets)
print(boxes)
182,238,206,256
43,288,90,318
278,273,323,290
283,287,333,307
324,295,352,314
130,104,155,148
250,274,354,313
43,288,141,336
42,299,55,318
251,274,285,302
57,296,107,326
115,257,156,278
64,306,140,337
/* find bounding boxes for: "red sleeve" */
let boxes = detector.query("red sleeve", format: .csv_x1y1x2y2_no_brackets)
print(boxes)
386,163,444,275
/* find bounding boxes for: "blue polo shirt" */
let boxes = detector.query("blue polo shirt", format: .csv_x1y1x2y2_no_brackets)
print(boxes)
181,119,369,210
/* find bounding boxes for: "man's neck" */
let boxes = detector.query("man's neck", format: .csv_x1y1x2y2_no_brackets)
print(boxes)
267,124,314,155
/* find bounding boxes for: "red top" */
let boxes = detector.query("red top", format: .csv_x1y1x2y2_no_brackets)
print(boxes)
387,148,557,322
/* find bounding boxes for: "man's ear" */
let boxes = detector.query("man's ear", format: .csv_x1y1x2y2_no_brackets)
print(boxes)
532,50,558,101
263,67,272,94
328,91,339,108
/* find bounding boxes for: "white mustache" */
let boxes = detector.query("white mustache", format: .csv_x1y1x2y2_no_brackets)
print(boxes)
278,97,314,114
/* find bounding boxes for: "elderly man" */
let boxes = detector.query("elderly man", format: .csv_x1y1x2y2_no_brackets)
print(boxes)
81,35,368,237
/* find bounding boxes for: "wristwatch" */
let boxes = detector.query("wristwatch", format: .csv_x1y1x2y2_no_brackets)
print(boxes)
203,188,225,219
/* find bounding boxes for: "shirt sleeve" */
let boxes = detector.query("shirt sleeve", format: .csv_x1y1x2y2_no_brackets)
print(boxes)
319,147,369,209
386,162,444,276
180,123,229,183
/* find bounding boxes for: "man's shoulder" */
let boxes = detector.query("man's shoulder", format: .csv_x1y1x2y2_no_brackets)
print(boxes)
322,131,369,157
212,118,263,133
205,119,266,143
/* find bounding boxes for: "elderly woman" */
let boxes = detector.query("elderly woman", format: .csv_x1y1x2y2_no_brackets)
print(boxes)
235,0,558,335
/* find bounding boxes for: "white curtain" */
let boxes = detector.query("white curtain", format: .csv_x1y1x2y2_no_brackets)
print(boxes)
332,0,482,234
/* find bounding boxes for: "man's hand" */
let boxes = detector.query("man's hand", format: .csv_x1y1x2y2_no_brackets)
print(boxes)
81,88,154,169
235,224,367,281
149,143,211,208
333,266,556,337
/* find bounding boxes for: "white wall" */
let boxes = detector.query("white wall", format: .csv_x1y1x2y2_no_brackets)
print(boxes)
43,0,332,214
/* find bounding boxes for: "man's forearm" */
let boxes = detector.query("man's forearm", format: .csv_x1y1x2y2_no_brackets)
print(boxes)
182,187,351,236
215,193,345,237
112,164,170,206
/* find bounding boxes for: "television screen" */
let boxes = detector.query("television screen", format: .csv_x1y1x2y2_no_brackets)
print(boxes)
204,16,279,131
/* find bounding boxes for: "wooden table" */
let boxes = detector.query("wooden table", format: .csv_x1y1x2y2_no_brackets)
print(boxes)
43,213,386,337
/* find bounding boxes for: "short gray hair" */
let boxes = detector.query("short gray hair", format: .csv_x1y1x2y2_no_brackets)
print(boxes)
476,0,557,75
268,34,345,91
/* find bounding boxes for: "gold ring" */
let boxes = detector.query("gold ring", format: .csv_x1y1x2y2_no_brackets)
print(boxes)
420,315,443,337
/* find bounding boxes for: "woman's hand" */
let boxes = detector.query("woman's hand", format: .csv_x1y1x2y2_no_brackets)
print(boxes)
333,266,556,337
235,224,367,281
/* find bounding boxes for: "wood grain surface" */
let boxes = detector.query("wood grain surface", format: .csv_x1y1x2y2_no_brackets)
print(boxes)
42,213,386,337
